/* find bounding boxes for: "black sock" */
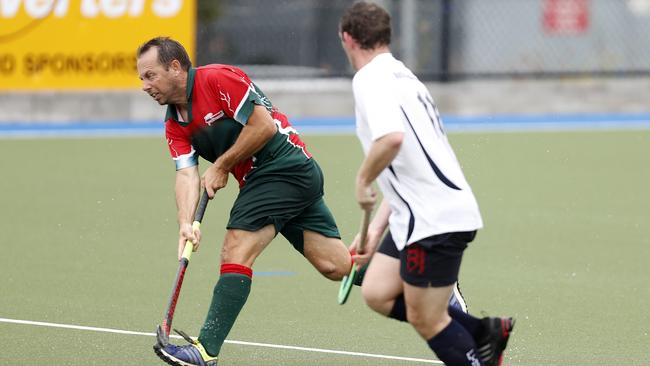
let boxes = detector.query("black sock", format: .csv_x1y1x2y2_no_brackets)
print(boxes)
448,306,483,338
388,295,407,322
427,320,483,366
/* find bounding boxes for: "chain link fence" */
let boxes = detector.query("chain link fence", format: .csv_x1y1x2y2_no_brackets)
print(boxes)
195,0,352,78
448,0,650,77
195,0,650,80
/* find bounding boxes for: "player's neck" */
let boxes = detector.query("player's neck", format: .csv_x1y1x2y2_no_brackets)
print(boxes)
353,46,391,71
171,88,188,119
169,72,189,106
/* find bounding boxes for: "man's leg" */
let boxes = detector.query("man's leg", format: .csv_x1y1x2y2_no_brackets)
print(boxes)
281,198,351,281
400,233,484,366
198,225,276,357
363,248,483,365
404,283,483,366
360,252,403,317
364,232,467,320
403,283,454,338
302,231,352,281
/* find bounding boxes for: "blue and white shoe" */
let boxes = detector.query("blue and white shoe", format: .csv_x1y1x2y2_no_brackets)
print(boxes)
154,329,218,366
449,281,468,313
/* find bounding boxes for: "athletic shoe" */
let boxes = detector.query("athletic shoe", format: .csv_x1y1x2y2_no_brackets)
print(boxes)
449,281,468,313
476,317,515,366
154,329,218,366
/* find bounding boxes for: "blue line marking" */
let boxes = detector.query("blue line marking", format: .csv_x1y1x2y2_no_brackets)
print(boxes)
253,271,296,277
1,113,650,137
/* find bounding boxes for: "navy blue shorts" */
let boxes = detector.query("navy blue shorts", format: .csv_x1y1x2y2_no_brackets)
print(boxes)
377,230,476,287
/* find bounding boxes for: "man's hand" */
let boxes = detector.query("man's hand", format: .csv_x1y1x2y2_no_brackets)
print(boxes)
349,226,381,268
202,163,229,198
177,222,202,260
355,182,377,212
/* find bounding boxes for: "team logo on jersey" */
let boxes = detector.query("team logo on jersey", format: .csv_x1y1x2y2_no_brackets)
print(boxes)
203,111,224,126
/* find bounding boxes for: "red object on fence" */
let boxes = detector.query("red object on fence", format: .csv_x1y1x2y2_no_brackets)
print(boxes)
543,0,590,34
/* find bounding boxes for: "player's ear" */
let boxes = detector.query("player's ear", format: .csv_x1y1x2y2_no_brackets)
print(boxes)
170,59,182,75
341,32,357,48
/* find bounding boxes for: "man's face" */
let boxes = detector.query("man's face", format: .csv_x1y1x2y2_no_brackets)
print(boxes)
137,47,177,105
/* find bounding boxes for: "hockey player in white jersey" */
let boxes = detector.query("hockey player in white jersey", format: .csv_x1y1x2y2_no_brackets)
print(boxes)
339,2,514,366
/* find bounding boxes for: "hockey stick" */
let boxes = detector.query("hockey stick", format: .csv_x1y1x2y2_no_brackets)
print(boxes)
155,190,210,347
337,208,372,305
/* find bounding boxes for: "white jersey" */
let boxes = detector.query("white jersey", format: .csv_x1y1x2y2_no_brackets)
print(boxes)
353,53,483,250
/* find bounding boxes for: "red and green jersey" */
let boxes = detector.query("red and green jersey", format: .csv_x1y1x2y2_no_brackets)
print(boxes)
164,65,311,187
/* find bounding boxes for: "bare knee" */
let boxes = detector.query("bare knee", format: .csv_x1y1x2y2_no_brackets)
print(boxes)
220,242,242,264
303,234,351,281
362,286,393,316
360,254,403,316
314,258,349,281
406,306,450,338
220,227,274,267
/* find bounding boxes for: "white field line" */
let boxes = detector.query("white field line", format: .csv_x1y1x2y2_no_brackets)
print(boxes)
0,317,441,364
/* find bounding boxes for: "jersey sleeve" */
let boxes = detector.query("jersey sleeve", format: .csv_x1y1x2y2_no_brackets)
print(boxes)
165,119,198,170
353,74,405,141
210,67,269,125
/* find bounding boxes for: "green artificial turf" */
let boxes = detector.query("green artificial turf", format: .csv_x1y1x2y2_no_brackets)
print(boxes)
0,130,648,365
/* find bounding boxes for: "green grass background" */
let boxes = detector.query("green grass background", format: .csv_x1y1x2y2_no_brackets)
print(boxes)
0,130,648,365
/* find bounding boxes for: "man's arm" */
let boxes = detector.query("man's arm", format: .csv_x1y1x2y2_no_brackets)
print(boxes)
351,132,402,267
356,131,404,210
368,198,391,238
176,165,201,259
202,105,277,197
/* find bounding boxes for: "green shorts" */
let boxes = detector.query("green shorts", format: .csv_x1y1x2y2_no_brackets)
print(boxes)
227,160,341,253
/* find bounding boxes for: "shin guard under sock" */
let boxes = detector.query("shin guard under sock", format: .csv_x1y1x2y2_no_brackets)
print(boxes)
198,263,252,357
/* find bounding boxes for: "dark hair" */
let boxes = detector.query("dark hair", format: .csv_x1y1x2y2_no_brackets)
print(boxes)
340,1,391,50
137,37,191,71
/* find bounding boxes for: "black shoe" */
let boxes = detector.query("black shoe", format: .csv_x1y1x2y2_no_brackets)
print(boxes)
476,317,515,366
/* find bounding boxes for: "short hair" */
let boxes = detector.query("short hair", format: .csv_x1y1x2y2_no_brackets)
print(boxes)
340,1,391,50
137,37,191,71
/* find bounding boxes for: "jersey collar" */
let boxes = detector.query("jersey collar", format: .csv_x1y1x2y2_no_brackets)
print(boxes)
165,67,196,127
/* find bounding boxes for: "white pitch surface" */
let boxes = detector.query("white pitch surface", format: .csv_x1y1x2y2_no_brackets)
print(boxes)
0,317,442,364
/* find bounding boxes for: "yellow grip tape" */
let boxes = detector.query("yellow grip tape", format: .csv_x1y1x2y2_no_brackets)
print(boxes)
181,221,201,260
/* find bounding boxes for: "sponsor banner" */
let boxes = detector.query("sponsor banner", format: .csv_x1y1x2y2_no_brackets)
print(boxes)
0,0,195,90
